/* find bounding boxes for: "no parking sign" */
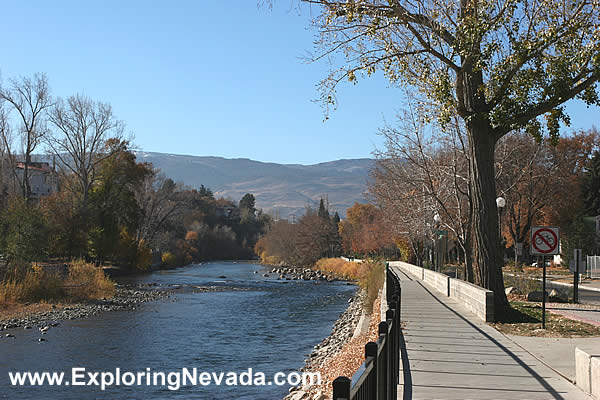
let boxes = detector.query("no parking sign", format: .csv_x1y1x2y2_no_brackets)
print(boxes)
530,226,560,256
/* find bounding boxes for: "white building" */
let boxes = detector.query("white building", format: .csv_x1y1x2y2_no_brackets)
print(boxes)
14,161,58,199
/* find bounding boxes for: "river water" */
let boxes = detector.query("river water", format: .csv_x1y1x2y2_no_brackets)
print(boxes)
0,262,356,399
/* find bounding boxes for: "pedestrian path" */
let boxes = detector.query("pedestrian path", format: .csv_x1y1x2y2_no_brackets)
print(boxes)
548,307,600,327
392,266,592,400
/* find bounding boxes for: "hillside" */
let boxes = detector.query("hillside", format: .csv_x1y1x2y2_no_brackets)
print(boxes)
134,152,373,218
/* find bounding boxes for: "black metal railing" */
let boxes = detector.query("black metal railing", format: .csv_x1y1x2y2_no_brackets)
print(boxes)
332,264,401,400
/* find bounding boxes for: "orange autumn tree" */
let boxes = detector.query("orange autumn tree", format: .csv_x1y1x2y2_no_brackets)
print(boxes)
496,129,600,255
339,203,398,258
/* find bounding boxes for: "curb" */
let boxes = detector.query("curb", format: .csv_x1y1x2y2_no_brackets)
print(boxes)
351,312,370,339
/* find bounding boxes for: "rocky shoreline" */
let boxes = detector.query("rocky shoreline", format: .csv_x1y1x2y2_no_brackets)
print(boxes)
263,266,347,282
0,283,174,335
284,289,366,400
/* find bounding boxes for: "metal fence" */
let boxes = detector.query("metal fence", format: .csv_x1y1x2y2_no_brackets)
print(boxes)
587,256,600,279
332,265,401,400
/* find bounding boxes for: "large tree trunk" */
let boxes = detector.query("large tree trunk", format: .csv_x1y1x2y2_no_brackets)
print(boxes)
467,116,509,310
464,233,474,283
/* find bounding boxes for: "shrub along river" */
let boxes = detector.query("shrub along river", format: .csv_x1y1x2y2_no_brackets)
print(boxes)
0,262,356,399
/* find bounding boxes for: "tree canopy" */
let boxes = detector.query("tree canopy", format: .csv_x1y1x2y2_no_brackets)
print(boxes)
310,0,600,139
302,0,600,308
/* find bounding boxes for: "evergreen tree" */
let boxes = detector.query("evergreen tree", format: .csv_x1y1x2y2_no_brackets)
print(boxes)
333,211,341,225
197,185,213,198
318,198,330,219
239,193,256,214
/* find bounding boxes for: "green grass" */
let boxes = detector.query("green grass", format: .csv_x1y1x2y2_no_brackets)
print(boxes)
492,301,600,337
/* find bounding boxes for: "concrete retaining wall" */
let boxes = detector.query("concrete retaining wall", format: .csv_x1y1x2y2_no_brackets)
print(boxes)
576,346,600,398
449,278,494,322
423,268,450,297
390,261,494,322
392,261,424,280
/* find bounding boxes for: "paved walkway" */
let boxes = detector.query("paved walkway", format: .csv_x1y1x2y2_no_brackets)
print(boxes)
548,306,600,327
393,266,592,400
505,335,600,382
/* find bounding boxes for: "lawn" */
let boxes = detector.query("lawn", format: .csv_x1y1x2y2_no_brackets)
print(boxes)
492,301,600,337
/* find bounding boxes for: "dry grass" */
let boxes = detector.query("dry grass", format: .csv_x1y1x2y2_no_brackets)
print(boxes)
0,267,64,303
360,262,384,313
0,261,115,304
65,260,116,300
315,258,362,280
315,258,385,311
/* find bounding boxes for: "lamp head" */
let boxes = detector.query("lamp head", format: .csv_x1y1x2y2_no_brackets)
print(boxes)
496,197,506,208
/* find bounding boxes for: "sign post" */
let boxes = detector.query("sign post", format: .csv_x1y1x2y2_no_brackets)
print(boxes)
542,255,546,328
530,226,560,329
573,249,582,303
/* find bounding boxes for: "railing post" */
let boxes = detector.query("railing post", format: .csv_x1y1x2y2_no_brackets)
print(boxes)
333,376,351,400
385,262,391,304
388,301,398,391
366,341,378,399
378,321,388,400
386,308,396,400
392,294,400,326
394,295,401,388
397,294,401,320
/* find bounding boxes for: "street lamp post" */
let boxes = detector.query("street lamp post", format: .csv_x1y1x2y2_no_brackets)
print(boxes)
496,197,506,264
434,213,441,272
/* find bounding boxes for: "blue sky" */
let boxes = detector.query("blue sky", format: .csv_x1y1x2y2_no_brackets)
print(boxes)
0,1,598,165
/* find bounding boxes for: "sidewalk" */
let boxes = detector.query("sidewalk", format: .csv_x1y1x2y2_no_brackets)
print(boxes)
505,335,600,382
393,266,593,400
547,305,600,328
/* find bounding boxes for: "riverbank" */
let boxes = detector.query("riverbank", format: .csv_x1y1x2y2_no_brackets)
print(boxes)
0,283,173,334
285,289,382,400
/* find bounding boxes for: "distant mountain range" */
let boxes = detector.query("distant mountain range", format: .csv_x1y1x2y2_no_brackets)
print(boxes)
134,152,374,218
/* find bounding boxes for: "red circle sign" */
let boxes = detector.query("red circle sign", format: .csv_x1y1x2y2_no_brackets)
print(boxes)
532,228,558,254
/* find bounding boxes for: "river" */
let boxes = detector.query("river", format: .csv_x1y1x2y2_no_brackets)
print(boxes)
0,262,356,399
